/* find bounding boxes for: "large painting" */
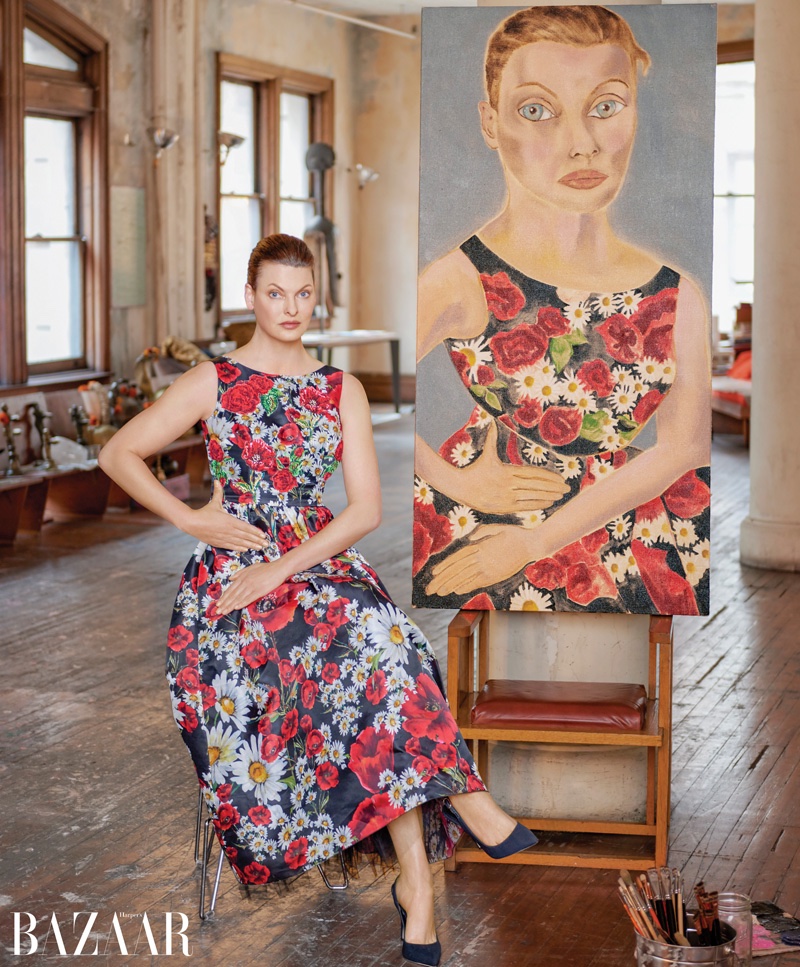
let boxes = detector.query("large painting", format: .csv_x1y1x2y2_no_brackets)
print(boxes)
413,5,715,615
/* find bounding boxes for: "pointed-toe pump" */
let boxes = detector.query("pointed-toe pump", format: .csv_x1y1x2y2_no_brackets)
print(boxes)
391,878,442,967
442,799,538,860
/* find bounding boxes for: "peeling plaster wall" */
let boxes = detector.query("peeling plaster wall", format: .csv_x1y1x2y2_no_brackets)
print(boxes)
53,0,361,380
53,0,151,380
201,0,361,350
352,15,421,379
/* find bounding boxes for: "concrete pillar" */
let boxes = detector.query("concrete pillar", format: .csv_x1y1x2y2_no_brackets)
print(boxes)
474,0,660,823
740,0,800,571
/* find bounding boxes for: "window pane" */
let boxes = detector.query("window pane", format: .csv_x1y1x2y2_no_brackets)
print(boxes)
25,116,76,237
713,195,754,333
23,27,79,70
280,199,314,238
714,61,755,196
25,240,82,364
280,92,311,199
220,196,262,310
220,81,256,195
712,61,755,333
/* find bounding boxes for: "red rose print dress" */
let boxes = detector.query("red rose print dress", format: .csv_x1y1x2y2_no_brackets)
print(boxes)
412,235,710,615
168,359,485,885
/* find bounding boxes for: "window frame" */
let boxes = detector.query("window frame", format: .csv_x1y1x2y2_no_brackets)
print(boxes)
0,0,109,390
216,53,333,323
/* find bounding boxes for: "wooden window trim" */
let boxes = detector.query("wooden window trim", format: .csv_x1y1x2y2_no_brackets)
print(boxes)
0,0,109,388
216,53,334,324
718,39,754,65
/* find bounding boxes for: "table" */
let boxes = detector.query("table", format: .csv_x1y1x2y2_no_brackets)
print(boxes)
302,329,401,412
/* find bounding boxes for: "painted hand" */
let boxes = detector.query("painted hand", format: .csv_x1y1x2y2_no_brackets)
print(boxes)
214,560,290,616
425,523,535,597
186,480,268,552
455,421,569,514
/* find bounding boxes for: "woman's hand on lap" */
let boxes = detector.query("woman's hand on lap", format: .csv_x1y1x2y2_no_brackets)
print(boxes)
426,523,534,596
215,560,289,615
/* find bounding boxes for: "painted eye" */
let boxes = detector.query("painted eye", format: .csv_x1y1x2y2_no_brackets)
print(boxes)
589,99,625,119
518,102,555,122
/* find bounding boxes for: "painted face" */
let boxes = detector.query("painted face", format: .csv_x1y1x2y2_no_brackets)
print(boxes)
481,41,638,214
245,263,316,341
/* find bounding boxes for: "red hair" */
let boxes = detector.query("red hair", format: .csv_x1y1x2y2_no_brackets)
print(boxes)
247,234,315,288
485,6,651,109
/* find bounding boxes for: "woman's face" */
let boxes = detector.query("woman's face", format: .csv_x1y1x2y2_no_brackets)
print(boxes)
480,41,638,215
245,263,316,341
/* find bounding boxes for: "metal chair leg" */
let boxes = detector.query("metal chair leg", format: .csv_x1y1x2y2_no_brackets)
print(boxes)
317,850,349,891
199,815,225,920
193,786,203,865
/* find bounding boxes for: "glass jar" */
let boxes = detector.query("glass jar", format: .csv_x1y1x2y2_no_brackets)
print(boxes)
718,892,752,967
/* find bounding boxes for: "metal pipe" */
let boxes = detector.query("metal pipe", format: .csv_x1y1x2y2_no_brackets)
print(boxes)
281,0,417,39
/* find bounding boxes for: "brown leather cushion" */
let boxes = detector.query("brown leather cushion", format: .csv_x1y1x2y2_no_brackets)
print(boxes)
470,680,648,732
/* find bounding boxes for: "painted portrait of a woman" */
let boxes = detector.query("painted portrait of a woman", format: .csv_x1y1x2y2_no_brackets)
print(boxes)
412,5,714,615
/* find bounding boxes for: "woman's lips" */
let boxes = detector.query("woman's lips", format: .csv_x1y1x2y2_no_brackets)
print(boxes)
558,170,608,190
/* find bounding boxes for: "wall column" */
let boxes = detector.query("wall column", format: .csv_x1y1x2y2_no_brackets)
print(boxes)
740,0,800,571
149,0,203,345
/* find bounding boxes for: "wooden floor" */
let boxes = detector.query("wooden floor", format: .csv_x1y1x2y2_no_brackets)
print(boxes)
1,416,799,967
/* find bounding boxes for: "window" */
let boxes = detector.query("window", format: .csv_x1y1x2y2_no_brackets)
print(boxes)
0,0,109,386
713,45,754,340
216,55,333,318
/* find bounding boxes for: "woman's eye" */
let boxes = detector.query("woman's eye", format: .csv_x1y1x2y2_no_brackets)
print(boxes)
298,291,311,298
589,99,625,120
518,102,554,122
268,291,281,298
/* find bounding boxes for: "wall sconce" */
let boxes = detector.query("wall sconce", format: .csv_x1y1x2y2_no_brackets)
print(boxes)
218,131,245,166
148,127,179,161
355,163,379,189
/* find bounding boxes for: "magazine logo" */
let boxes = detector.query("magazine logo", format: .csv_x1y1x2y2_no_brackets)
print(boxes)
9,911,192,957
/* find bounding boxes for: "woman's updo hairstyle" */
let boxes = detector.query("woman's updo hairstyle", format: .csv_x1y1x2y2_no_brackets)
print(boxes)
485,5,651,110
247,234,315,289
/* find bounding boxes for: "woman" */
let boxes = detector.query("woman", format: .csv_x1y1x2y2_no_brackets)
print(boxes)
99,234,535,966
413,6,711,616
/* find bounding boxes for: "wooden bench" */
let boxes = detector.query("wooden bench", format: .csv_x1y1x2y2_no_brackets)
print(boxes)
1,434,207,545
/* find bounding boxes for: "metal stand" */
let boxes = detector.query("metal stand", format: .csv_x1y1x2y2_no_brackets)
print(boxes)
194,787,350,920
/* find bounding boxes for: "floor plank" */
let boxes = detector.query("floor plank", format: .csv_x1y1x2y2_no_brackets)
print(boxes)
1,422,799,966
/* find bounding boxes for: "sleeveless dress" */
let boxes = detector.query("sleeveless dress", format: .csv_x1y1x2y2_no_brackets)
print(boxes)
166,358,485,886
412,235,710,615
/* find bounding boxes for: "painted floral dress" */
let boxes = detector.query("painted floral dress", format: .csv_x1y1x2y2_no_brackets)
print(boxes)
167,359,484,885
412,235,710,615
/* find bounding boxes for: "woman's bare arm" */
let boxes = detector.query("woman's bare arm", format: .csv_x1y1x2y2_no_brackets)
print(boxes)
416,249,568,510
426,276,711,596
215,373,382,614
98,362,267,551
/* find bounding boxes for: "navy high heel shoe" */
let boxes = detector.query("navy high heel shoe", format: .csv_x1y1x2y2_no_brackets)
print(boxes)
442,799,538,859
391,878,442,967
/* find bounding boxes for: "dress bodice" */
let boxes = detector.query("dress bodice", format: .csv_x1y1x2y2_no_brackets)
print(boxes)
444,235,681,466
201,359,343,543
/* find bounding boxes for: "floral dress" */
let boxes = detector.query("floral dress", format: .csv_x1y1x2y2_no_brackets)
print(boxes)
167,359,484,885
412,235,710,615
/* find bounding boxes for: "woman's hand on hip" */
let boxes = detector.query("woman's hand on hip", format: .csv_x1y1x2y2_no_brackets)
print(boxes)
455,421,569,514
425,522,535,596
184,480,268,552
